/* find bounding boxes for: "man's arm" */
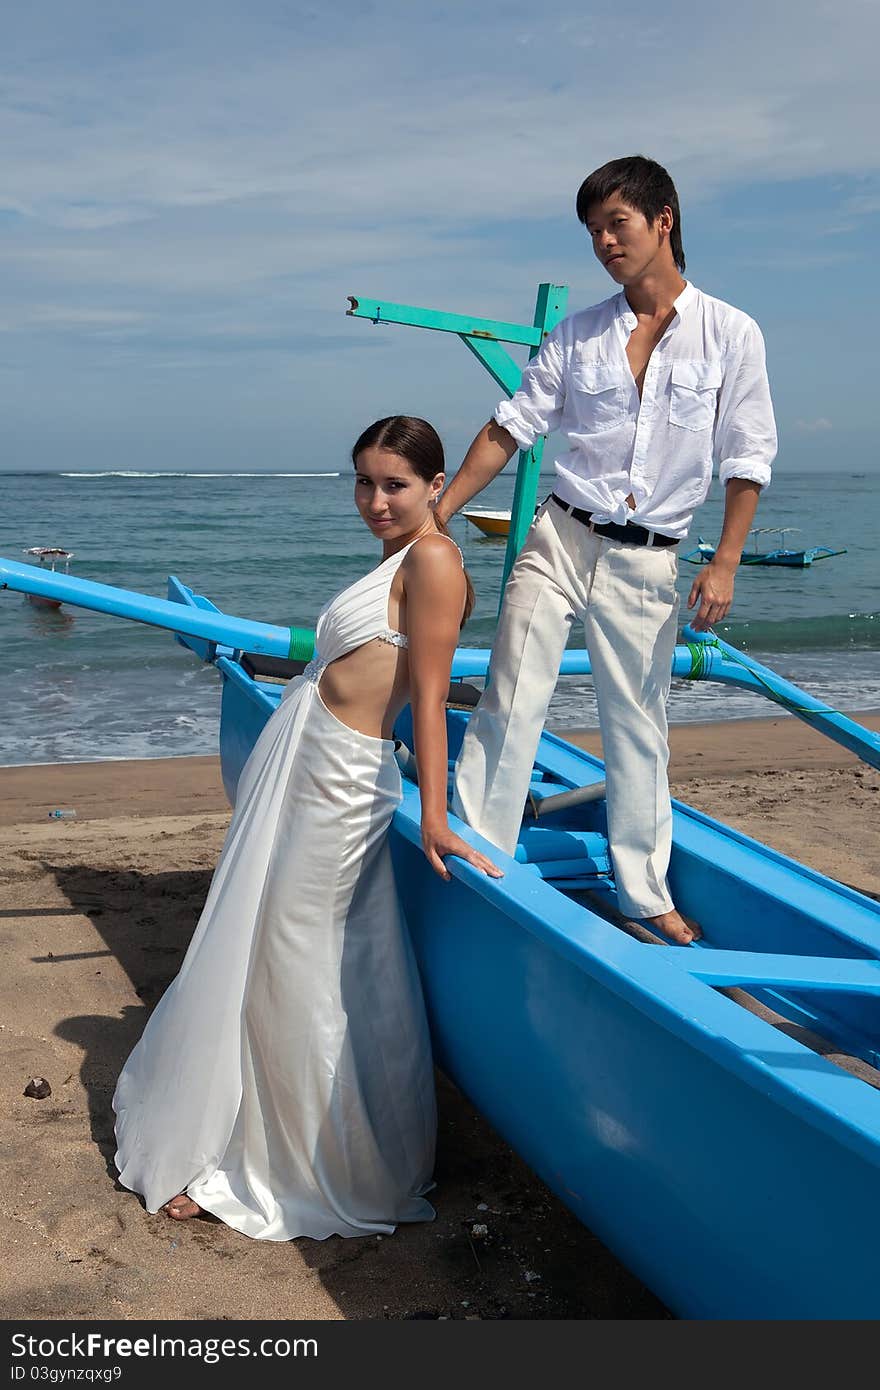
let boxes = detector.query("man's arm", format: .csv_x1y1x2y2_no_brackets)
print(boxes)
686,478,760,632
434,420,518,525
436,326,568,525
688,320,776,632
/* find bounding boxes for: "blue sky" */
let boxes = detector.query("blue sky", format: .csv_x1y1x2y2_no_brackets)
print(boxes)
2,0,878,473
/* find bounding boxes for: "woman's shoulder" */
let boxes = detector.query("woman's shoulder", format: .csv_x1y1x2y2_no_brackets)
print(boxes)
403,530,463,572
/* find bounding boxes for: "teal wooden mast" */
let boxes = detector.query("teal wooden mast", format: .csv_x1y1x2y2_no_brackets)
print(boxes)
346,282,568,602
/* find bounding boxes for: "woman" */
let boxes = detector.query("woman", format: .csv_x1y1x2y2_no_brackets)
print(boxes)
113,416,501,1241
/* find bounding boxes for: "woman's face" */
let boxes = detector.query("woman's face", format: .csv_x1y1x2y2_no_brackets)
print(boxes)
354,446,444,543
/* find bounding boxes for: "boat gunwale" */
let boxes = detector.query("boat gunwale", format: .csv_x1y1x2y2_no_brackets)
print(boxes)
390,781,880,1166
461,509,512,518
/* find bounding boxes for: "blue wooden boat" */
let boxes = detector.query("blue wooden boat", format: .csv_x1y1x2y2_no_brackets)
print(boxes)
2,550,880,1319
682,527,847,568
2,283,879,1317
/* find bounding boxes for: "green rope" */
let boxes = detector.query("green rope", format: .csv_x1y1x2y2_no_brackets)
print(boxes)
683,634,846,719
684,641,712,681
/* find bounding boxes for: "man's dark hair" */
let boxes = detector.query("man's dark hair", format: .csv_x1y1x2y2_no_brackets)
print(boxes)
576,155,685,273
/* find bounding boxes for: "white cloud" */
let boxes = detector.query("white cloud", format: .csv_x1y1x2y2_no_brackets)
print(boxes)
26,306,150,327
1,0,878,467
3,2,880,238
794,418,833,433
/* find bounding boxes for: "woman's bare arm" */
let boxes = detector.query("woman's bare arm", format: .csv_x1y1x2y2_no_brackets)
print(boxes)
404,537,502,881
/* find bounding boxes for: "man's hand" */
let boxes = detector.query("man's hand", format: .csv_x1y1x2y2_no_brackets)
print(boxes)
687,478,761,631
434,421,517,527
687,558,737,632
421,821,503,882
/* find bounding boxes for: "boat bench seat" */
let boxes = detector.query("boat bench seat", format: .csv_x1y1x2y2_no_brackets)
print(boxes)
665,946,880,993
515,826,611,878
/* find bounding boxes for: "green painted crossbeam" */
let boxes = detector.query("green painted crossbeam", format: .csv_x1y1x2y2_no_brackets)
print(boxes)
346,282,569,609
346,295,545,347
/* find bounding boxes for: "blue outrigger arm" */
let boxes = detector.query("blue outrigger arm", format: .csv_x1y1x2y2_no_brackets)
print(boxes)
680,626,880,770
3,555,879,771
0,555,303,661
452,636,880,772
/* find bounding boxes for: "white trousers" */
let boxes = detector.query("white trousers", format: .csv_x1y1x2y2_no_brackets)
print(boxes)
452,500,680,919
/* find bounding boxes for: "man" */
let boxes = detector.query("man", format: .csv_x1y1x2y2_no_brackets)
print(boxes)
438,155,777,945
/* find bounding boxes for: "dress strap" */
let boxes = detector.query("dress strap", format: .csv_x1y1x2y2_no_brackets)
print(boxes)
406,530,464,566
440,532,465,567
377,533,461,651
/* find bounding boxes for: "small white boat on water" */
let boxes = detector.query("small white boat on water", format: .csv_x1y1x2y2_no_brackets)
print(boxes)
462,508,511,537
22,548,75,608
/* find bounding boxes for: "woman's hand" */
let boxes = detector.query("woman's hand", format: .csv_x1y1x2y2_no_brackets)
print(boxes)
421,820,504,882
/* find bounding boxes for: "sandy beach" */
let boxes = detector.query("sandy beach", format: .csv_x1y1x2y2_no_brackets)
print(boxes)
1,711,878,1322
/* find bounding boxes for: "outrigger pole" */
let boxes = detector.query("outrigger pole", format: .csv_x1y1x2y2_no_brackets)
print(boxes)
346,283,568,603
2,557,878,770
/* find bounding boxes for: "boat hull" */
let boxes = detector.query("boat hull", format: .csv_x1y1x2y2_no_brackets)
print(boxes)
394,824,880,1318
217,669,880,1318
682,544,847,568
462,510,511,537
25,593,64,609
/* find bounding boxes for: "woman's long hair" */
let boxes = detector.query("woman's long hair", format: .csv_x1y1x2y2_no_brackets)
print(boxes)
351,416,475,625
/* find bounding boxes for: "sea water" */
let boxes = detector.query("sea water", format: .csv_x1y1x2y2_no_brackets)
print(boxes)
0,468,877,765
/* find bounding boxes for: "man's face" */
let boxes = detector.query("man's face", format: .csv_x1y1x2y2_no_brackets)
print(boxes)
585,194,671,285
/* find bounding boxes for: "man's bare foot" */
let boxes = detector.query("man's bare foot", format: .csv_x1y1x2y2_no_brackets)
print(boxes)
644,909,702,945
163,1194,202,1220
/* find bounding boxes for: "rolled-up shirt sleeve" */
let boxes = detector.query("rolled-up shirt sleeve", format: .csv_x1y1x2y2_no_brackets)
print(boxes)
494,330,566,452
715,321,777,488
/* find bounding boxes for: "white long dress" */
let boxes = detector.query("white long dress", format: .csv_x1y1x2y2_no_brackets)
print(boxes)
113,541,437,1240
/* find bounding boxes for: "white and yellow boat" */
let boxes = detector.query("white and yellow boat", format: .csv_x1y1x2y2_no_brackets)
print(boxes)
461,508,511,537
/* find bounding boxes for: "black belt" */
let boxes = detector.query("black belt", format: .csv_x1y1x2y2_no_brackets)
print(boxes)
550,494,678,548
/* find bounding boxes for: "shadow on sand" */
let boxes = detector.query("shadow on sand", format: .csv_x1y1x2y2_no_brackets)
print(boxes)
47,860,669,1320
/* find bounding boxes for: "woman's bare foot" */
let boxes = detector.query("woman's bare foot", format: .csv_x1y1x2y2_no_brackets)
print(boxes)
163,1194,202,1220
644,909,702,945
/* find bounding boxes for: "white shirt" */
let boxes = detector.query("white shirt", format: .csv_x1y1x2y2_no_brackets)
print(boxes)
494,282,777,540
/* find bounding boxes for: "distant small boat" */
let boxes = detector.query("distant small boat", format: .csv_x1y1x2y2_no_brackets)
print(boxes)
682,527,846,568
462,508,511,537
21,548,75,608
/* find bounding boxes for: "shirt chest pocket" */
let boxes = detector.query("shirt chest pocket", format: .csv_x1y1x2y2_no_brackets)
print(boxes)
669,360,721,431
569,361,628,433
